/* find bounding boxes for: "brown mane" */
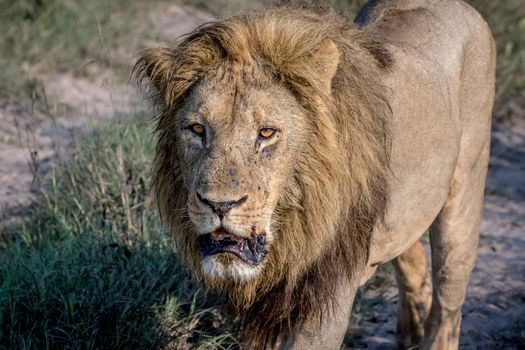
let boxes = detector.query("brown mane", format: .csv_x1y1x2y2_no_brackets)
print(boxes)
134,2,391,348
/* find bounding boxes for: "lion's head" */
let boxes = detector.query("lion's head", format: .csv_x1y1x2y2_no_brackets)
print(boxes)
136,4,391,347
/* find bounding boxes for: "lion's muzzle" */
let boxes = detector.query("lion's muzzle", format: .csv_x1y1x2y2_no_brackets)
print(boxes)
196,192,248,220
198,228,267,266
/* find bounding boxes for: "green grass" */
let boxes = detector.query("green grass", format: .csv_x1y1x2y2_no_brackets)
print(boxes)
469,0,525,120
0,120,237,349
0,0,147,104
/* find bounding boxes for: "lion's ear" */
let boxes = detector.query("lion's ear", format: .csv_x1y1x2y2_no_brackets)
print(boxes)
134,46,178,106
311,39,340,94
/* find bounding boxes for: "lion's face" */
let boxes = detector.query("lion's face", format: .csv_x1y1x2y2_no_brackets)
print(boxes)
174,63,305,281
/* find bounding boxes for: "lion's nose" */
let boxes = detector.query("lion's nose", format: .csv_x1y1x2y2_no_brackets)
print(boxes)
196,193,248,220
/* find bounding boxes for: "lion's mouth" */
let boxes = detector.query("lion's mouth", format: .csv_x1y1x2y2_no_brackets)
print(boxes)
198,228,267,266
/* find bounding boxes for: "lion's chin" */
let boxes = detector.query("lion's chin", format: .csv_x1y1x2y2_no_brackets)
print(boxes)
201,255,262,282
197,229,268,282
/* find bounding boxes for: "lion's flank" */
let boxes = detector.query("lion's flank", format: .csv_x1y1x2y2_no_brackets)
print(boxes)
135,2,391,348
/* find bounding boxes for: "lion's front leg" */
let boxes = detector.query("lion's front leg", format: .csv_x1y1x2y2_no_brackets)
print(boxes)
277,278,358,350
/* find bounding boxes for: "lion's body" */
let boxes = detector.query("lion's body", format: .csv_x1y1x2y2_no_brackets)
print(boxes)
362,0,494,270
326,1,496,348
136,0,495,348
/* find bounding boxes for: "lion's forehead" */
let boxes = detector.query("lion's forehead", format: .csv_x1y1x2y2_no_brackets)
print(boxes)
185,66,296,125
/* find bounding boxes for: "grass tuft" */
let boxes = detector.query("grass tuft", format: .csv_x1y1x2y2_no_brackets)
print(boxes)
0,119,237,349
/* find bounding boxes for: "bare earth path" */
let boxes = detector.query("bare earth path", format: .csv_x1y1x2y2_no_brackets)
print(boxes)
0,5,523,349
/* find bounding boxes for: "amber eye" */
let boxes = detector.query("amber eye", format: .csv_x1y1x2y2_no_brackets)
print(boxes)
188,123,205,136
259,128,276,139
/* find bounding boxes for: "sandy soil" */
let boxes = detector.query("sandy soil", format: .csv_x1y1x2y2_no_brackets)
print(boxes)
0,4,523,349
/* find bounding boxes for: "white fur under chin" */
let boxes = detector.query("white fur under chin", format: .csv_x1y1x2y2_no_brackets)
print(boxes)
201,256,260,282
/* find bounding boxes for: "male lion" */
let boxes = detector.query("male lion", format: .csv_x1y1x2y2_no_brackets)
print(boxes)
135,0,495,348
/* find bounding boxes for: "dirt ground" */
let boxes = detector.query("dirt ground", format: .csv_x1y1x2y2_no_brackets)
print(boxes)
0,4,523,349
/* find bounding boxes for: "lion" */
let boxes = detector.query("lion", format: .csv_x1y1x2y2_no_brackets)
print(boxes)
134,0,496,348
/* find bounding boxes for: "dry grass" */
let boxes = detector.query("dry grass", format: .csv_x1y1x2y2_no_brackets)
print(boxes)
0,119,238,349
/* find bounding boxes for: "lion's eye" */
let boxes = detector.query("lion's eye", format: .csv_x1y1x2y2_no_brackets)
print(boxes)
259,128,276,140
188,123,205,136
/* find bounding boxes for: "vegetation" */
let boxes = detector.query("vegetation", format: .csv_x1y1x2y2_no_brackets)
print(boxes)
0,120,237,349
470,0,525,120
0,0,147,105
